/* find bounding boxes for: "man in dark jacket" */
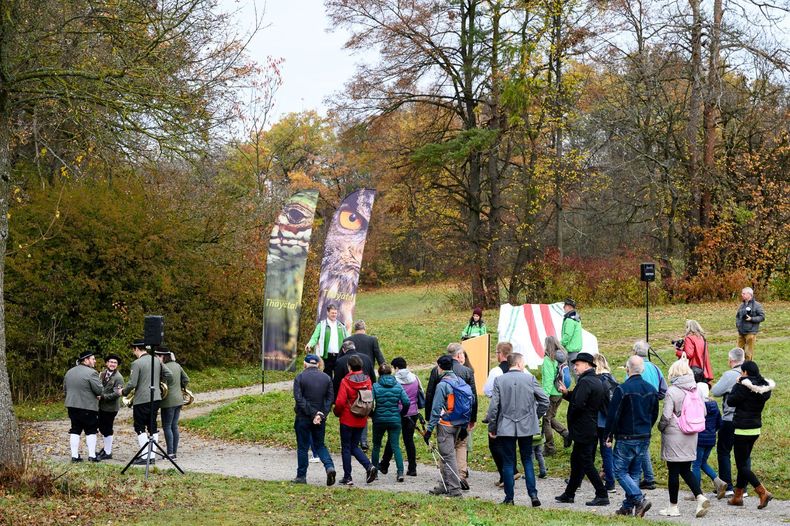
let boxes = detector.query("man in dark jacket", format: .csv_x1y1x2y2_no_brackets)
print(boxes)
292,354,336,486
64,350,104,462
604,355,658,517
736,287,765,361
556,352,609,506
344,320,386,367
425,342,478,487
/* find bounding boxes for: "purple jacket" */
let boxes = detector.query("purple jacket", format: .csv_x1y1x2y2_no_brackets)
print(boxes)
395,369,420,417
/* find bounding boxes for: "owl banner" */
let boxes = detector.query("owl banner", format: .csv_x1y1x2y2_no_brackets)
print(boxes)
316,188,376,327
262,190,319,371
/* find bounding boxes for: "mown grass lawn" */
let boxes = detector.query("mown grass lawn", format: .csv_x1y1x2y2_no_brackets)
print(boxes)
185,287,790,498
0,463,672,525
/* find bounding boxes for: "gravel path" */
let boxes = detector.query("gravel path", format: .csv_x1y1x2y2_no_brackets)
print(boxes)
21,383,789,526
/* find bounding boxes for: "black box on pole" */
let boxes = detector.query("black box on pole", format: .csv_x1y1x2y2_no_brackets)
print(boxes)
640,262,656,282
143,315,164,347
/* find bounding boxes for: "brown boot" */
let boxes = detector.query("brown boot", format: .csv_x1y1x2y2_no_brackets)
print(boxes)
728,487,744,506
755,484,773,509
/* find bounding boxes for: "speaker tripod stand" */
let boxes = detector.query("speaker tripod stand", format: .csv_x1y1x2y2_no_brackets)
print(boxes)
121,347,184,480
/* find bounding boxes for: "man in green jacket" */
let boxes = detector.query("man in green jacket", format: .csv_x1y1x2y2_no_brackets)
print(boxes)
64,350,104,462
122,340,173,465
97,353,124,460
305,304,348,381
561,299,583,364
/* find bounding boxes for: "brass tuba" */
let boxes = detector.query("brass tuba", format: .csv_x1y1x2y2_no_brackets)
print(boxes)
121,382,169,408
182,388,195,406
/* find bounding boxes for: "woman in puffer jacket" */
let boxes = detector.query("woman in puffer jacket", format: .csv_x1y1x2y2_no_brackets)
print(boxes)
726,361,775,509
370,364,410,482
380,357,422,477
658,359,710,518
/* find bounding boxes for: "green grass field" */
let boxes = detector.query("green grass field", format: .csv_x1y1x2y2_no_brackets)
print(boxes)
185,286,790,498
0,463,673,525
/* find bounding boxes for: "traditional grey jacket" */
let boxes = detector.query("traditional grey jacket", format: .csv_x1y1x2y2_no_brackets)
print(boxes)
486,369,549,437
122,354,173,405
64,364,103,411
99,369,125,412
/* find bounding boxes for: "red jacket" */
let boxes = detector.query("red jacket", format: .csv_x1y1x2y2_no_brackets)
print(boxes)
677,334,713,380
333,372,372,428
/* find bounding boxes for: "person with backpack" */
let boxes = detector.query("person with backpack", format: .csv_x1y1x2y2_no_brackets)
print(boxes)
726,361,775,509
486,352,549,506
675,320,713,383
692,382,727,495
369,364,411,482
333,355,376,486
540,336,571,455
594,353,618,493
425,343,478,489
657,359,710,518
632,340,667,490
424,354,472,498
379,357,422,477
555,352,610,507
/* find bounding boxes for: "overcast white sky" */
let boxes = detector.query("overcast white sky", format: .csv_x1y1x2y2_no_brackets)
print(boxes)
220,0,358,123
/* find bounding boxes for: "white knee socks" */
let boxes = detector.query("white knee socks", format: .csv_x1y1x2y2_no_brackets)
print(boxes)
104,435,113,455
69,433,80,459
86,434,97,458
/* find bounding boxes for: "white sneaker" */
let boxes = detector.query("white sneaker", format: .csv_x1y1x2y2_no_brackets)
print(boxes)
659,505,680,517
309,456,321,463
724,490,734,498
695,495,711,518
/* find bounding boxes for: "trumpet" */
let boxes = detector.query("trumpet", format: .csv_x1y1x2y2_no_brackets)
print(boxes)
122,382,169,408
182,388,195,406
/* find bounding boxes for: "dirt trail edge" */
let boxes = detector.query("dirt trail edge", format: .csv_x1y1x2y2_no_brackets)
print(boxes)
21,383,789,526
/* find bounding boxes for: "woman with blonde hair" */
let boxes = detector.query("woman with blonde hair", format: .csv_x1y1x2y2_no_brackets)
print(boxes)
658,360,710,517
594,354,618,492
675,320,713,382
540,336,570,454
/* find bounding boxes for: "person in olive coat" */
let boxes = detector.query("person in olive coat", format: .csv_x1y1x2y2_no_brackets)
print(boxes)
97,353,124,460
64,350,104,462
158,348,190,459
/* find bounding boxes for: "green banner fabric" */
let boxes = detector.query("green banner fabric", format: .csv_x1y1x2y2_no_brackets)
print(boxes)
262,190,319,371
316,188,376,327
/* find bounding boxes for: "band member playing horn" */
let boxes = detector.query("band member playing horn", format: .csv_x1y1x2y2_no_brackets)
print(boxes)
63,350,104,462
97,353,124,460
122,339,172,465
158,348,190,459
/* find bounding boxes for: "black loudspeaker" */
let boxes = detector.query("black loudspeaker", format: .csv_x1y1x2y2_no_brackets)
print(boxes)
640,262,656,282
143,315,164,347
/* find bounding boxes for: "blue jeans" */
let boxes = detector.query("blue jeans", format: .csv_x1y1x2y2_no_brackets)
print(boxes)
613,438,649,510
339,424,370,480
641,445,655,483
693,445,718,484
499,436,537,502
161,406,181,455
598,427,615,487
294,417,334,478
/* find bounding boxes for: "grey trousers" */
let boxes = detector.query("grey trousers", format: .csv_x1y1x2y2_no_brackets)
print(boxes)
437,425,462,493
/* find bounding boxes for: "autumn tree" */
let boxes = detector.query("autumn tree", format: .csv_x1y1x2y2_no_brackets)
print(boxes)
0,0,258,468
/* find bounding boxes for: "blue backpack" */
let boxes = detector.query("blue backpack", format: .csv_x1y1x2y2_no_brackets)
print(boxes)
441,376,473,425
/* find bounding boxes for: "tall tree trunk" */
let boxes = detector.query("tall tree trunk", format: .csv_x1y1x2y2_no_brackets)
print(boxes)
0,100,24,469
552,9,564,261
701,0,722,229
685,0,704,275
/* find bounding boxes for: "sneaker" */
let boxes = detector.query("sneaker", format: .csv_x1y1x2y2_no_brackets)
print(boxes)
531,496,541,507
538,471,547,479
71,456,83,463
586,496,610,506
606,484,617,493
634,498,652,517
695,495,711,518
326,469,336,486
460,478,470,491
396,474,404,483
724,490,734,498
291,477,307,484
366,466,378,484
88,456,99,463
429,486,448,495
639,480,656,490
309,456,321,463
339,477,354,486
555,493,575,503
170,454,177,460
658,505,680,517
379,464,389,475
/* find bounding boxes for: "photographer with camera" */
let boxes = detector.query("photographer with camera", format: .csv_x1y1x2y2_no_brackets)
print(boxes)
736,287,765,361
674,320,713,384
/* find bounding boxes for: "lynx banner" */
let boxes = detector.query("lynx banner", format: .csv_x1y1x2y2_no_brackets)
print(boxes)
262,190,319,371
316,188,376,327
461,334,490,397
497,302,599,369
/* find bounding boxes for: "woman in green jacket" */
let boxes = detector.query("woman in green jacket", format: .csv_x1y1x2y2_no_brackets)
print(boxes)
158,349,190,459
461,307,488,340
